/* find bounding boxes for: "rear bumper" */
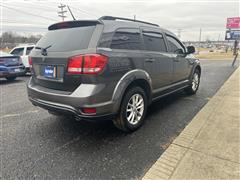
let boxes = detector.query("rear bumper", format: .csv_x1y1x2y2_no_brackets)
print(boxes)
27,77,118,121
29,97,116,121
0,65,25,78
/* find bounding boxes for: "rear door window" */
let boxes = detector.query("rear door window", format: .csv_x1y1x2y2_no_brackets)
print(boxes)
142,30,167,52
26,47,34,55
11,48,24,56
36,26,96,52
109,28,142,50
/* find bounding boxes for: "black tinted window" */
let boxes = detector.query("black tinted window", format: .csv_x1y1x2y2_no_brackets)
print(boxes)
36,26,96,52
142,31,167,52
98,32,113,48
110,28,142,50
166,35,185,54
11,48,24,56
26,47,34,55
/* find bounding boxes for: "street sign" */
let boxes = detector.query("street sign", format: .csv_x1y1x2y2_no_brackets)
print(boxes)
225,29,240,40
226,17,240,29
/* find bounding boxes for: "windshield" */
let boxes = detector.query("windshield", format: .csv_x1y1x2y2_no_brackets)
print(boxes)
36,26,96,52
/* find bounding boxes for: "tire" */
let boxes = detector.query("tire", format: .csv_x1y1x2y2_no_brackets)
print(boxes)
184,69,200,95
113,86,148,132
6,76,17,81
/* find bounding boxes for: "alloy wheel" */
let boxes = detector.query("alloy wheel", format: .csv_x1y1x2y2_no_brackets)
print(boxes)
126,94,144,125
192,72,199,91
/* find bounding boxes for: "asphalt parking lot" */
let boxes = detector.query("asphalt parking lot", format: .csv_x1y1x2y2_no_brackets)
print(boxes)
1,60,238,179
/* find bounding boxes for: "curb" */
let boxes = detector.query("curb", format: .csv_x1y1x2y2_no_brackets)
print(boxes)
142,67,240,180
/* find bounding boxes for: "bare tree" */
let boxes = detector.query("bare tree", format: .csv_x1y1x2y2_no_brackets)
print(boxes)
0,31,42,48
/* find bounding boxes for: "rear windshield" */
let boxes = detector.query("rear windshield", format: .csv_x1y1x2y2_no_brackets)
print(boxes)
36,26,96,52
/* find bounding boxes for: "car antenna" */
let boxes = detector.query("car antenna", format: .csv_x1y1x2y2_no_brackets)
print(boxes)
67,6,76,20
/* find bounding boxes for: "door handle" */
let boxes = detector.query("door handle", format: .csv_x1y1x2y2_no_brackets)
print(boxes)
145,58,155,62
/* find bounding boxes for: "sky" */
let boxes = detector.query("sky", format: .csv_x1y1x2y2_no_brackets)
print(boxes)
0,0,239,41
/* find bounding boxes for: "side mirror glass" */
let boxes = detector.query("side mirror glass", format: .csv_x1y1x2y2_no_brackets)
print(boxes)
186,46,195,54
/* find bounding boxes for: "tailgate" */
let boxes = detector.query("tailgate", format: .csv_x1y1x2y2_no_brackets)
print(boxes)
32,56,82,92
30,21,101,92
0,56,21,66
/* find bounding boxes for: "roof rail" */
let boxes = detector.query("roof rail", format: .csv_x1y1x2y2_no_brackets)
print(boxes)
99,16,159,27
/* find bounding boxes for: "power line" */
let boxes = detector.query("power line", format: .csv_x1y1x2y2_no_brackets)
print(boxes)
1,19,49,25
5,2,57,12
69,6,97,18
45,1,100,18
49,1,97,17
0,4,58,22
20,1,57,11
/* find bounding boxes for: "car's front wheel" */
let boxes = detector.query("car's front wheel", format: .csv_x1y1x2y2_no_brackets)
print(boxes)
113,86,147,132
184,69,200,95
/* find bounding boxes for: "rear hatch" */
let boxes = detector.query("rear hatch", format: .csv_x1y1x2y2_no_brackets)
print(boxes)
0,55,21,67
31,21,102,92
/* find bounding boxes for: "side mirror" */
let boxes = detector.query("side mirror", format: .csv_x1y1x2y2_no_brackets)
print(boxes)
175,48,184,54
186,46,195,54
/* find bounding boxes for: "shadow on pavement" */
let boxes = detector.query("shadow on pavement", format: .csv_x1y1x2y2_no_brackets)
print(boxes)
0,75,30,85
0,78,24,85
42,90,188,144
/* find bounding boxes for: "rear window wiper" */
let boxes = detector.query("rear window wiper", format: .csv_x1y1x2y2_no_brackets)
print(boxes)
35,45,52,51
35,45,52,56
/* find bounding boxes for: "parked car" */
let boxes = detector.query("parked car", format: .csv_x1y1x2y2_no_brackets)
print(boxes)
0,51,25,81
10,44,35,73
27,16,201,132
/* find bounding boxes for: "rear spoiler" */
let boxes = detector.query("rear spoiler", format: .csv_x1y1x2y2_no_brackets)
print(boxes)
48,20,102,30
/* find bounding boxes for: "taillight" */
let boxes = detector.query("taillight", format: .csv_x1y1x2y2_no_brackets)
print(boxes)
19,57,22,65
83,54,108,74
67,55,83,74
28,56,32,67
82,108,96,114
28,56,34,74
67,54,108,75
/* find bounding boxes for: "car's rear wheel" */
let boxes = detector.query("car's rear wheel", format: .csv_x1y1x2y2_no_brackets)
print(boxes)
113,86,147,132
184,69,200,95
6,76,17,81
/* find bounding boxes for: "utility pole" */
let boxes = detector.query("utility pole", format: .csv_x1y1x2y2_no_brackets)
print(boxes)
218,33,220,42
134,15,136,21
199,28,202,47
58,4,67,21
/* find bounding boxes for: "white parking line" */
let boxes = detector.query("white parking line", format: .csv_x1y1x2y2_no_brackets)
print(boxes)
0,110,39,119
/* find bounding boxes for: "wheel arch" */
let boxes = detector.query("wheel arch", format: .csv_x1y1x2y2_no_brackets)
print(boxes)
111,69,153,113
195,65,201,75
189,61,201,80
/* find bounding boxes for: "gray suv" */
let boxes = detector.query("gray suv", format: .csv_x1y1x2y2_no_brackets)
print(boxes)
27,16,201,132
